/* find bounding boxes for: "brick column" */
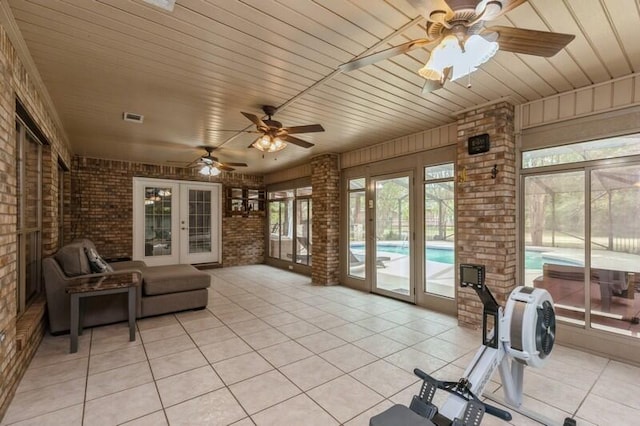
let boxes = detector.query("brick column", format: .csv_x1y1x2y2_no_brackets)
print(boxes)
456,101,516,328
311,154,340,285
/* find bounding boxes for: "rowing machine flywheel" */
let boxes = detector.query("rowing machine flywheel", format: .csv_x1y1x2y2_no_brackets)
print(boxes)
503,286,556,368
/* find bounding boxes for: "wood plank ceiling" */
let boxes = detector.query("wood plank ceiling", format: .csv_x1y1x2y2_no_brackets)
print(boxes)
7,0,640,173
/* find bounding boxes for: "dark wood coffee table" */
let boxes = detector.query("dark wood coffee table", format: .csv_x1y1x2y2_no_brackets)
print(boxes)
65,272,141,353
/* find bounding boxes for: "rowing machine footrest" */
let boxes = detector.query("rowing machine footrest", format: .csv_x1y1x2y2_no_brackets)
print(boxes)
452,400,485,426
369,404,436,426
409,377,438,418
409,395,438,419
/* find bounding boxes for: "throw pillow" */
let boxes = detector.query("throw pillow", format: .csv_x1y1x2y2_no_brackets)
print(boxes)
84,247,114,273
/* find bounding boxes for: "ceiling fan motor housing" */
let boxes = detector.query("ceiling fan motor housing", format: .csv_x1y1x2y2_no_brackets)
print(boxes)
501,286,556,368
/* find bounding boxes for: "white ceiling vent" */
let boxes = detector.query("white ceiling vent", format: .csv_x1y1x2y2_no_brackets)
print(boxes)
142,0,176,12
123,112,144,124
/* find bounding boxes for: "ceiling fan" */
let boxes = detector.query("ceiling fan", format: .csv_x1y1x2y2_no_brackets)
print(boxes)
180,146,248,176
339,0,575,93
232,105,325,152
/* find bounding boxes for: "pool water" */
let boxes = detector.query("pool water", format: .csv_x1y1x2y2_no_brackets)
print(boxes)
350,244,581,269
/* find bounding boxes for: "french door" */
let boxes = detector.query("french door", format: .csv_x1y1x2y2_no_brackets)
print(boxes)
133,178,221,266
372,173,414,302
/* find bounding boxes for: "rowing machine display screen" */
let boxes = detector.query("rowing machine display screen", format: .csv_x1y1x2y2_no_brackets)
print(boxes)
460,264,485,289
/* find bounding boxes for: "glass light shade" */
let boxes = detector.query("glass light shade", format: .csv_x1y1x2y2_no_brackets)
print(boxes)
418,35,460,81
252,135,287,152
199,165,221,176
418,34,499,83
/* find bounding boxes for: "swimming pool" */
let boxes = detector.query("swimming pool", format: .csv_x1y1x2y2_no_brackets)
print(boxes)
350,243,582,269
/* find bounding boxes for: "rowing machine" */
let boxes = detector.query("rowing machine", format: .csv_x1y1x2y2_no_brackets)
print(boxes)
370,264,556,426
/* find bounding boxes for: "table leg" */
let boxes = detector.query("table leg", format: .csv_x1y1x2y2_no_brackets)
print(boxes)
128,286,136,342
78,298,85,336
70,294,79,353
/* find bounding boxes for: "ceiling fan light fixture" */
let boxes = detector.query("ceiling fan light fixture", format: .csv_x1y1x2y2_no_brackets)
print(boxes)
418,35,459,81
199,164,221,176
253,135,287,153
418,34,498,83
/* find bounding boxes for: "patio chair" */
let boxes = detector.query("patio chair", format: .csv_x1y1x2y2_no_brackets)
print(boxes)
349,250,390,268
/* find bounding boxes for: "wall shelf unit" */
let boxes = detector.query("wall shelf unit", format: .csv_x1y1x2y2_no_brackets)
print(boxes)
226,187,265,216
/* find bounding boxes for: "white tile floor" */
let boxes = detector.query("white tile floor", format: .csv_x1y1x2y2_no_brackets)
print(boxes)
3,265,640,425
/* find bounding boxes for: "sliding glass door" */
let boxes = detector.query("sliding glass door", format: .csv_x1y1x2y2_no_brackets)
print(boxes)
372,173,413,302
522,134,640,340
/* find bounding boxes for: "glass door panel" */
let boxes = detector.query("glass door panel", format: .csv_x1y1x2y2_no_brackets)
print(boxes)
590,164,640,337
268,201,282,258
268,197,293,261
373,174,413,301
295,198,311,265
348,179,366,278
144,186,174,258
523,171,585,325
424,164,455,298
188,189,212,254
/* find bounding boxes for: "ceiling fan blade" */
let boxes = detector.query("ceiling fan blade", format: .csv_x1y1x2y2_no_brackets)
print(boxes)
283,135,314,149
339,38,436,72
221,162,248,167
486,26,575,57
421,77,444,94
207,129,260,133
241,112,268,129
217,164,235,172
283,124,325,134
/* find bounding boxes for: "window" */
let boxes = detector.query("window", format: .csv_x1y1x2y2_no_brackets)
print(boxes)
295,188,312,266
424,164,455,298
522,135,640,338
348,178,366,278
522,133,640,169
267,186,312,265
16,119,43,315
57,162,66,249
523,171,586,325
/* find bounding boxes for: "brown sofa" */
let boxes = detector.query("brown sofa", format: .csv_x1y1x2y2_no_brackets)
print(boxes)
43,239,211,334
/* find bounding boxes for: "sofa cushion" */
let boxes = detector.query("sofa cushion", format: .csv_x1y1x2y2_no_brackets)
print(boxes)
85,247,114,273
54,243,92,276
143,264,211,296
110,260,147,271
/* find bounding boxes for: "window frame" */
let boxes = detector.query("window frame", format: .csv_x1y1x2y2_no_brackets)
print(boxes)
15,117,43,316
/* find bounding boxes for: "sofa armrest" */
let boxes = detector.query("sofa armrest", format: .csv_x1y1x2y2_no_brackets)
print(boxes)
71,268,143,282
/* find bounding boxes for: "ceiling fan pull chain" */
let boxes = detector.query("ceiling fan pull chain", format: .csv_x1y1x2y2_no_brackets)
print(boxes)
467,68,472,88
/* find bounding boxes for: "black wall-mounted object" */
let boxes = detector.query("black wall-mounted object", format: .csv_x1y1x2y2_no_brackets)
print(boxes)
468,133,490,155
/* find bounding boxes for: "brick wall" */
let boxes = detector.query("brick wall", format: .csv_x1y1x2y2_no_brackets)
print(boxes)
456,101,517,328
0,25,70,420
311,154,340,285
68,157,264,266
